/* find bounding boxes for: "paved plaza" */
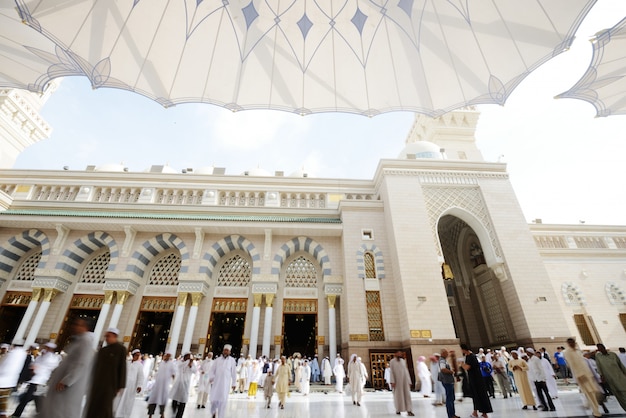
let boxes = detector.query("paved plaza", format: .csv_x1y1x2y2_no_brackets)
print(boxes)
8,386,626,418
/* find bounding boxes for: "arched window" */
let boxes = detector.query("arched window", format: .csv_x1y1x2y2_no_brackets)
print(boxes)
364,252,376,279
217,254,251,287
80,250,110,284
14,251,42,281
285,256,317,288
148,252,181,286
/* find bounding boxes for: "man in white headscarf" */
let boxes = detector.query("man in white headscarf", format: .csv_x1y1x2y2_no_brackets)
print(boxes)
348,354,368,406
147,352,176,418
171,352,197,418
196,352,213,409
208,344,237,418
114,349,145,418
333,355,345,393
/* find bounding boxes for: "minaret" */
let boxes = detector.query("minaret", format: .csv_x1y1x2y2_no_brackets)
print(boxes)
0,80,58,168
404,106,484,162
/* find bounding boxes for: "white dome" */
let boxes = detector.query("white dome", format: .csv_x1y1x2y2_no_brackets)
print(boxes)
94,163,126,172
242,167,272,177
288,168,309,178
398,141,443,159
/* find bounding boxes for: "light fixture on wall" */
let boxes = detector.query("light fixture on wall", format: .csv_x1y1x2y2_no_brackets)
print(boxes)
581,269,589,279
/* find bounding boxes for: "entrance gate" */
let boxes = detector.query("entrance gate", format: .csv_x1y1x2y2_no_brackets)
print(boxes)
0,292,30,343
282,299,317,357
206,298,247,358
57,295,102,349
130,297,176,355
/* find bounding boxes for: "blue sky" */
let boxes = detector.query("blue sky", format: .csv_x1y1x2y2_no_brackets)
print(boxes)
13,0,626,226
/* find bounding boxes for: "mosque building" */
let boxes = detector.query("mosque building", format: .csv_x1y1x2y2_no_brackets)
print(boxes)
0,86,625,388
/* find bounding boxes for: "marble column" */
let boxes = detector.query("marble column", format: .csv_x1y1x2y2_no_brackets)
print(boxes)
181,293,202,354
25,289,57,347
327,295,337,361
167,293,188,355
248,294,262,359
108,291,130,330
92,291,114,349
261,294,274,358
12,288,42,345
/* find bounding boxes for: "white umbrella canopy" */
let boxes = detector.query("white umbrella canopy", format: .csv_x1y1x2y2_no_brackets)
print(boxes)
12,0,596,116
557,16,626,117
0,1,82,91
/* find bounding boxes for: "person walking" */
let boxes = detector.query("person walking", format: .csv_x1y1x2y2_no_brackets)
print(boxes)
333,356,345,393
170,352,197,418
491,352,513,398
389,350,414,416
147,352,176,418
508,351,536,410
263,369,274,408
12,341,60,418
416,356,431,397
310,355,320,383
0,344,27,418
300,359,311,396
113,349,145,418
347,354,366,406
84,327,127,418
528,348,556,411
196,352,213,409
40,317,95,418
208,344,237,418
461,344,492,418
322,356,332,385
275,356,291,409
439,349,459,418
595,343,626,411
563,337,602,418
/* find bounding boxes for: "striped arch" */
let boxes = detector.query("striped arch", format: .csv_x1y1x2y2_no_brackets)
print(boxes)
55,231,118,276
201,235,260,279
356,244,385,279
126,233,189,279
272,237,331,277
0,229,50,280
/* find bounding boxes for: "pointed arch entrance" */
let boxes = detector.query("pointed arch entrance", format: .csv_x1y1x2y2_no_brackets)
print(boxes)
438,214,515,348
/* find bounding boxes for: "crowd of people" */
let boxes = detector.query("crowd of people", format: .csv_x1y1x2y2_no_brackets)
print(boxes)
399,340,626,418
1,322,626,418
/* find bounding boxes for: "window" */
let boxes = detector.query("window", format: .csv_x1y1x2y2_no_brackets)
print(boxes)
361,229,374,240
80,250,110,283
285,256,317,288
14,251,42,281
366,291,385,341
364,252,376,279
573,314,599,345
148,253,181,286
217,254,251,287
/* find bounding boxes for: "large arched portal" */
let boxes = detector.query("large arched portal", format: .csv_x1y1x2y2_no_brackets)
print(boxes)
438,215,515,349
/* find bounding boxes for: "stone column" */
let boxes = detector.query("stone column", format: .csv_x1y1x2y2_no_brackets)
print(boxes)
167,293,188,355
12,288,42,345
181,293,202,354
327,295,337,361
261,294,274,357
92,291,114,349
25,289,57,347
248,294,262,359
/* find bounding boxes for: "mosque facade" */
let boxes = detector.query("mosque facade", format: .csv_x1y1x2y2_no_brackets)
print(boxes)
0,88,625,388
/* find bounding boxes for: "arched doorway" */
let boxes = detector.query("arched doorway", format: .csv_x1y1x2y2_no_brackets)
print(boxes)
438,215,515,349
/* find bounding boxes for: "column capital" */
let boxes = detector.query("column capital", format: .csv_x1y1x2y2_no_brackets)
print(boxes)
264,293,274,307
177,292,189,306
115,291,130,305
104,290,115,304
324,283,343,296
31,288,42,302
42,288,58,302
253,293,263,307
327,295,336,308
190,292,203,307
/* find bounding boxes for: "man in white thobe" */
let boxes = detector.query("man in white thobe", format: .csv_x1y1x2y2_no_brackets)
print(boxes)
113,349,145,418
170,352,197,418
147,352,176,418
322,357,332,385
196,352,213,409
333,357,345,393
208,344,237,418
563,338,602,418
